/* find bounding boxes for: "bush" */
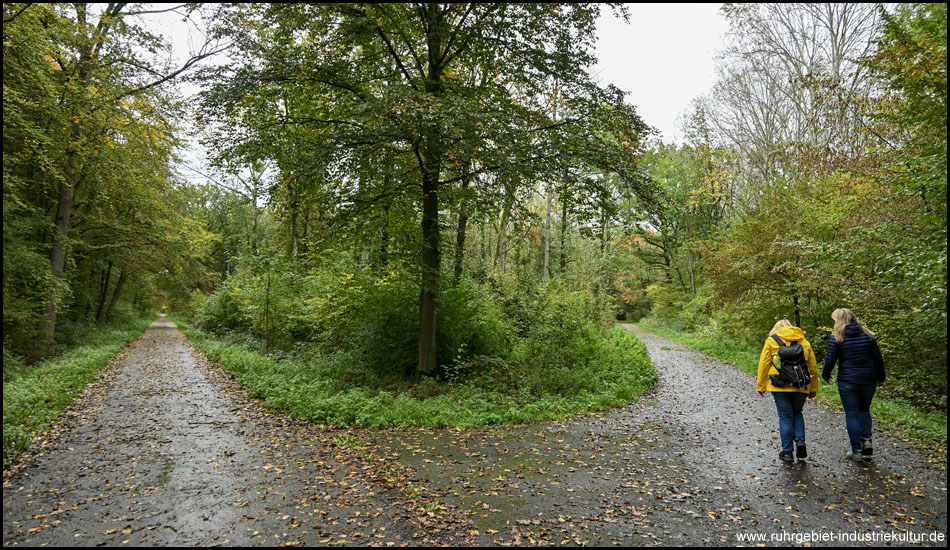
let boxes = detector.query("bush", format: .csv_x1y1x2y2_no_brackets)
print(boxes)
176,316,656,429
438,277,512,365
679,286,713,331
197,258,516,379
513,286,604,395
199,277,252,332
183,248,658,428
645,283,687,326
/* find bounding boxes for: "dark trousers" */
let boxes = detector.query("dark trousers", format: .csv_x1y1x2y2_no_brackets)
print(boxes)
837,380,877,452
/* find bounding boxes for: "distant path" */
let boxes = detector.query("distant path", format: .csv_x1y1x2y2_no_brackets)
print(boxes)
3,320,946,546
361,324,948,546
2,317,464,546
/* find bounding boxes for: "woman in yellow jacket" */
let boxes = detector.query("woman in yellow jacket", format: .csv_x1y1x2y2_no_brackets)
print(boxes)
757,320,820,463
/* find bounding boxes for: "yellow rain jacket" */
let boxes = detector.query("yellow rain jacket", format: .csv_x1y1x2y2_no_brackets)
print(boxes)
756,326,819,394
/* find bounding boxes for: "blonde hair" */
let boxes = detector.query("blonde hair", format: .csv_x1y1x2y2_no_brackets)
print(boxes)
831,308,875,343
769,319,792,336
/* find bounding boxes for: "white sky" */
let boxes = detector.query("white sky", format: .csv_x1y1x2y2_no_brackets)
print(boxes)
594,3,728,144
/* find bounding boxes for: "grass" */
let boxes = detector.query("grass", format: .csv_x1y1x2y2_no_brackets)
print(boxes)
2,315,155,469
173,317,657,429
158,458,175,487
635,319,948,450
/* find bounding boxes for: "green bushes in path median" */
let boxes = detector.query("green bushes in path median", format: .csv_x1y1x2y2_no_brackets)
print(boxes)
2,316,154,468
189,255,512,377
177,319,655,428
182,253,657,427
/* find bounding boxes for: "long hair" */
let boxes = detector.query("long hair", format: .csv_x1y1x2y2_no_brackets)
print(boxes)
832,308,876,343
769,319,792,336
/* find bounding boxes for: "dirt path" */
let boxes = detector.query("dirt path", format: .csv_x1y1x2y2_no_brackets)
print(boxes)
2,318,466,546
361,324,948,546
3,320,947,546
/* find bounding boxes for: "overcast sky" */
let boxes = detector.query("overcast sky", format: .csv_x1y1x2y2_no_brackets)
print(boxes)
594,3,728,144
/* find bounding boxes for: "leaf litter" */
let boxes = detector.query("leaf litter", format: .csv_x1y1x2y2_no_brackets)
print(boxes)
3,321,946,546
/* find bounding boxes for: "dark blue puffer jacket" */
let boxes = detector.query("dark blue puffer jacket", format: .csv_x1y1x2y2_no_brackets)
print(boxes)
822,323,886,384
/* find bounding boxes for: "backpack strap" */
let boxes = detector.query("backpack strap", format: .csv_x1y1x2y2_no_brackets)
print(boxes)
771,334,785,348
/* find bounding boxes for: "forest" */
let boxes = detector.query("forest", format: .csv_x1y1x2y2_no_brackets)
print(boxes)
3,3,946,443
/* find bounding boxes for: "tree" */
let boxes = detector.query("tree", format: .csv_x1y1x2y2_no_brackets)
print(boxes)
198,3,652,375
709,3,884,202
3,3,224,350
3,3,224,341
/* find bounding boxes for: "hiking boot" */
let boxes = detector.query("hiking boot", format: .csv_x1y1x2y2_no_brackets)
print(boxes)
779,451,795,463
847,450,869,464
861,439,873,458
795,440,807,460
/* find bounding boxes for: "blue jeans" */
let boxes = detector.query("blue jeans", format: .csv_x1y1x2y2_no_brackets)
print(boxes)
772,392,807,452
837,380,877,452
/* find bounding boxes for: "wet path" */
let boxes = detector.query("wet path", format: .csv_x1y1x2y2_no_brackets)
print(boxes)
361,325,948,546
3,320,946,546
3,318,464,546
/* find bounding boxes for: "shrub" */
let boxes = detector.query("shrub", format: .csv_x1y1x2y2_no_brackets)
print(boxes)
176,315,656,429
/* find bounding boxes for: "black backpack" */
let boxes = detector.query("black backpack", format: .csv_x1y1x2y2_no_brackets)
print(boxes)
769,334,812,389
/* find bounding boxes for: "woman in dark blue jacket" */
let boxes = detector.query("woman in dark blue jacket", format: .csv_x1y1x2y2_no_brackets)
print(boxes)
822,308,886,463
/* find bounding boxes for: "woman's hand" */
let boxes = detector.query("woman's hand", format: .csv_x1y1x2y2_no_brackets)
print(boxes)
808,392,817,399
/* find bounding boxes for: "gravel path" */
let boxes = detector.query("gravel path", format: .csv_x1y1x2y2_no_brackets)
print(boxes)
2,317,466,546
3,320,946,546
362,324,948,546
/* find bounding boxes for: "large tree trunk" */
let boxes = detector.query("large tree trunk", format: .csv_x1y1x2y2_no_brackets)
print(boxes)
45,196,71,338
418,167,440,375
416,3,445,377
44,119,81,340
46,5,101,340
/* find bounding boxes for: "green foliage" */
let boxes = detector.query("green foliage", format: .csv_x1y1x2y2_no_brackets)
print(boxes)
196,3,654,375
2,316,153,467
195,253,514,379
698,168,946,410
438,278,513,370
642,280,713,333
178,317,654,429
864,3,947,225
512,283,610,395
645,283,686,324
183,236,656,427
679,286,713,332
2,3,215,355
